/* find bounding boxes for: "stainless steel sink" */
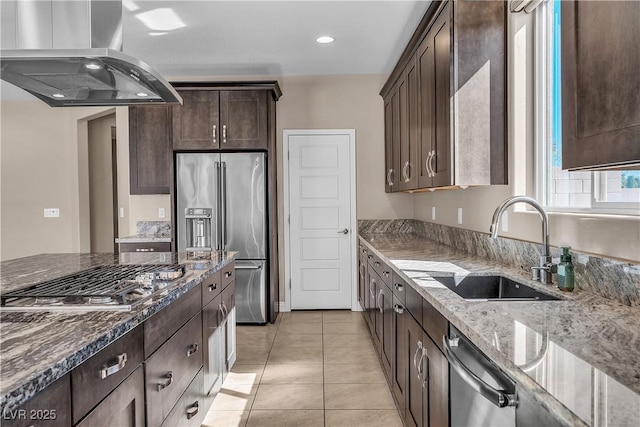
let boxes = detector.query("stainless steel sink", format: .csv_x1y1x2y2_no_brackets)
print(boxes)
433,275,561,301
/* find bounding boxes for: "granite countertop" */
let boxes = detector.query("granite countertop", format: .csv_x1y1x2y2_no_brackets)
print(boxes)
360,233,640,427
115,234,172,243
0,251,235,413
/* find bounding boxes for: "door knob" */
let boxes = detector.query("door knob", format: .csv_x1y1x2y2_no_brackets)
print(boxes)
337,228,349,234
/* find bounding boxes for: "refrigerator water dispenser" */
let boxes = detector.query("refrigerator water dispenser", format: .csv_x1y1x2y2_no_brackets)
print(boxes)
185,208,212,252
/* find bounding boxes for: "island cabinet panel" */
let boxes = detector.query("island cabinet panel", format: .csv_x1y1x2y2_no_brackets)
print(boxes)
172,90,220,150
144,284,201,358
1,374,71,427
202,293,224,403
128,106,172,195
221,279,237,377
561,1,640,170
76,366,145,427
71,326,143,423
160,368,205,427
145,312,203,427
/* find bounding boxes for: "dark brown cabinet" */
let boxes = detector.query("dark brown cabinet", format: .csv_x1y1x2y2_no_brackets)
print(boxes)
203,293,224,404
76,366,145,427
391,295,408,417
380,282,394,381
1,374,71,427
561,1,640,170
382,0,507,191
172,90,220,150
221,280,237,377
405,313,426,427
384,92,398,193
160,369,205,427
128,106,172,194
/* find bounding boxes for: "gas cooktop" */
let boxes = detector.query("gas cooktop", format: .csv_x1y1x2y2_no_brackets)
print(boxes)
0,264,187,312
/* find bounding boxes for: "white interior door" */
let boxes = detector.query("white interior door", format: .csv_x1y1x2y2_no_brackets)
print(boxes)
287,131,354,309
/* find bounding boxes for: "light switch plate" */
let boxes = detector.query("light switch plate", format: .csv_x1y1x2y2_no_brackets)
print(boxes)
44,208,59,218
119,207,124,218
457,208,463,224
158,208,166,218
431,206,436,220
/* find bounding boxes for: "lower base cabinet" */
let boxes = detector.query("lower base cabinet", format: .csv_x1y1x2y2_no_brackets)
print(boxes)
1,374,71,427
160,368,205,427
77,366,145,427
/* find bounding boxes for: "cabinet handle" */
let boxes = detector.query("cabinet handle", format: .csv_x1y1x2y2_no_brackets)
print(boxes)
426,151,435,177
222,124,227,143
402,161,410,182
377,290,383,313
387,169,394,186
213,125,217,143
374,261,380,267
367,255,373,260
225,270,233,278
419,348,428,389
429,150,436,177
413,340,423,380
99,353,127,379
393,304,404,314
370,281,376,299
394,283,404,292
186,343,199,357
209,283,218,292
135,248,154,252
383,271,390,278
362,249,367,254
186,401,199,420
157,372,173,391
222,301,229,319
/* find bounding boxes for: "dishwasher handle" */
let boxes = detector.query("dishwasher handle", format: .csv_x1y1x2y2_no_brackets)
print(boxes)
443,336,518,408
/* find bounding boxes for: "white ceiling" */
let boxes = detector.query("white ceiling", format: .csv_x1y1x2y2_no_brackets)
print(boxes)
1,0,431,100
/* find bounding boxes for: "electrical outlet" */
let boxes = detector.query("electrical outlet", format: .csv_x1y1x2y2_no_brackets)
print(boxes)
457,207,463,224
119,207,125,218
158,208,166,218
431,206,436,220
501,211,509,232
44,208,59,218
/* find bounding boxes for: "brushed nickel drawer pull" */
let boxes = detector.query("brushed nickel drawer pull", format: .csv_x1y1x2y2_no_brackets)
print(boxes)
157,372,173,391
383,271,390,278
209,283,218,292
419,348,428,389
213,125,217,143
413,340,423,380
377,290,383,313
394,283,404,292
99,353,127,379
186,343,199,357
186,401,199,420
393,304,404,314
367,255,373,260
221,301,229,319
222,124,227,143
225,271,233,278
374,261,380,267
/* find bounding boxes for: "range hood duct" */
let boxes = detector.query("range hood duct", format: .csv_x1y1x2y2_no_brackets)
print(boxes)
0,0,182,106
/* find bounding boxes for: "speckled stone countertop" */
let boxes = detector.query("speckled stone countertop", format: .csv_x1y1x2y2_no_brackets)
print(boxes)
0,251,235,414
360,233,640,427
114,234,172,243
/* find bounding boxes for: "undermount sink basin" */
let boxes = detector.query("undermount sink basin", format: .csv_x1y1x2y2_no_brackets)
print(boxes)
433,275,561,301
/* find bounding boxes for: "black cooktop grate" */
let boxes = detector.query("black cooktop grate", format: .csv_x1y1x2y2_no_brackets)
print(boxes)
0,264,181,306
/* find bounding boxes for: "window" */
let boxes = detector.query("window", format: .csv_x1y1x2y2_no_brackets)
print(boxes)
536,0,640,214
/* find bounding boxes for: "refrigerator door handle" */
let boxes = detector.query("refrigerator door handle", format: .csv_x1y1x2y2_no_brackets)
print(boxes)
214,161,221,251
221,162,228,250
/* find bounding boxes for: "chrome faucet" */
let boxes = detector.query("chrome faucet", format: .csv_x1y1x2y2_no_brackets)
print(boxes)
489,196,555,284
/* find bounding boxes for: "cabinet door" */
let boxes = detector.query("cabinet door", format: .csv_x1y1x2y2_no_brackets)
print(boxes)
401,56,420,190
561,1,640,170
160,369,205,427
424,335,449,427
219,91,268,149
203,294,223,399
129,106,171,194
368,266,381,350
384,95,396,193
391,296,407,417
172,90,219,150
405,315,426,427
358,254,366,309
363,258,372,332
417,31,435,189
432,5,453,187
221,280,237,377
77,366,145,427
381,283,394,381
1,374,71,427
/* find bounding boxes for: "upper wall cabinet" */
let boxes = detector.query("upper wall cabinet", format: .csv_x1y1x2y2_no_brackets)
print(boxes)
561,1,640,170
129,106,172,194
381,0,507,192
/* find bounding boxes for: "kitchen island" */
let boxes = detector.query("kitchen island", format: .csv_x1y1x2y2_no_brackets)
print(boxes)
360,232,640,427
0,251,235,421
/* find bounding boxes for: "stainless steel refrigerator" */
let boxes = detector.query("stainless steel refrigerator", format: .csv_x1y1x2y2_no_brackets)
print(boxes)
176,152,268,323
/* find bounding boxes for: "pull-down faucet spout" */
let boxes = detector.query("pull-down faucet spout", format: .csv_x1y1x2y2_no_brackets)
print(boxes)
490,196,554,284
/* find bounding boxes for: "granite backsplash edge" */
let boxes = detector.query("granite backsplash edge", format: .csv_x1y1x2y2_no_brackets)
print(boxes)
358,219,640,307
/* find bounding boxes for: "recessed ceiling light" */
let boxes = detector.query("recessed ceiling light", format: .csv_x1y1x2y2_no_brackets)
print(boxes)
52,93,65,98
85,63,102,70
316,36,335,44
136,92,149,97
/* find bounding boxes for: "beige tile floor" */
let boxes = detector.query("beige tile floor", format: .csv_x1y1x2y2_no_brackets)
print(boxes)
202,310,403,427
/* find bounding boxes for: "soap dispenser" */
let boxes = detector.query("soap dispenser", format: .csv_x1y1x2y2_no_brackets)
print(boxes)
557,246,575,292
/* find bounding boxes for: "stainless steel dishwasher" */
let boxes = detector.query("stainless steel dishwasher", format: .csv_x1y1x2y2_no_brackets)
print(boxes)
444,325,517,427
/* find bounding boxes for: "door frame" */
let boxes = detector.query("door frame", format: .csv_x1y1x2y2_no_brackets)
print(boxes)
282,129,358,312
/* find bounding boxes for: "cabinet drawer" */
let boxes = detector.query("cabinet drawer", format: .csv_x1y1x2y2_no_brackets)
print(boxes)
118,242,171,253
144,284,201,357
379,263,393,287
72,326,143,423
145,313,203,427
160,368,205,427
422,299,448,352
76,366,145,427
1,374,71,427
391,272,407,306
201,270,222,307
405,281,423,323
221,261,235,288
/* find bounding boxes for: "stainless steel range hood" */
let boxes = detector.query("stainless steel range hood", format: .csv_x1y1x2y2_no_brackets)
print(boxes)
0,0,182,106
